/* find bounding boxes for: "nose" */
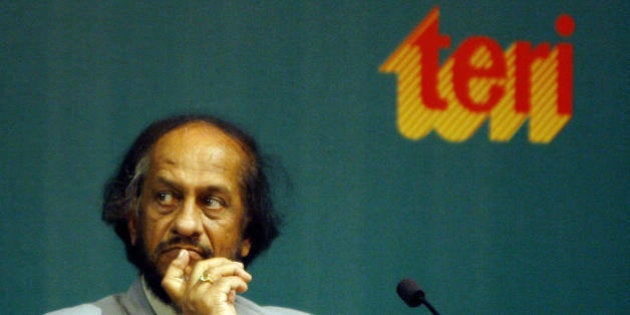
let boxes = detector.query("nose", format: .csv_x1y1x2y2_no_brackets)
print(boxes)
171,196,202,238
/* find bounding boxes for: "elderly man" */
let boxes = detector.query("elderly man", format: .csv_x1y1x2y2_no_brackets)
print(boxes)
48,115,308,315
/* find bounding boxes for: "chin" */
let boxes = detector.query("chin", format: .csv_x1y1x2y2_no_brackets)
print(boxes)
131,244,174,304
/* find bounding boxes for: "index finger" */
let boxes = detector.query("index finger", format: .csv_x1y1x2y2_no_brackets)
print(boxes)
161,249,190,303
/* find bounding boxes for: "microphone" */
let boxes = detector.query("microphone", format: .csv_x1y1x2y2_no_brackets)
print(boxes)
396,278,440,315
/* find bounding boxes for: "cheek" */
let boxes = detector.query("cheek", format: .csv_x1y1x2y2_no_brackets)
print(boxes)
139,213,170,251
205,220,245,254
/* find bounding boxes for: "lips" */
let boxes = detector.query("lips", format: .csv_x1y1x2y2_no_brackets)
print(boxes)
161,246,206,261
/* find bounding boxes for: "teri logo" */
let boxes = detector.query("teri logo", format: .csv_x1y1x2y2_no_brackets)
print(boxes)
380,7,575,143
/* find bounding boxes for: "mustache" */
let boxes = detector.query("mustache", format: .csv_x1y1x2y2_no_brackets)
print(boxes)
153,236,214,259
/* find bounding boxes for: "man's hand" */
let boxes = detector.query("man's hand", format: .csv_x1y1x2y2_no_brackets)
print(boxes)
162,250,252,315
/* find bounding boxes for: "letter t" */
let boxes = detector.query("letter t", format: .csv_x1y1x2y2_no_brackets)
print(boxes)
411,8,451,110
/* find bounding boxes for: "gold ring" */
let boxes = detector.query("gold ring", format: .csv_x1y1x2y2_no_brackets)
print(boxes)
199,272,215,284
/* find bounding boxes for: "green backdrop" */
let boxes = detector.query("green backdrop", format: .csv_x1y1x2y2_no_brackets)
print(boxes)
1,1,628,314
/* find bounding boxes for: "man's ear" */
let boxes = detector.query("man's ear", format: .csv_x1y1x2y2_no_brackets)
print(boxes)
240,239,252,258
127,210,138,245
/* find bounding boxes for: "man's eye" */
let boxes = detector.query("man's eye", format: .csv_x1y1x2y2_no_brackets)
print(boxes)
156,192,176,205
201,196,223,209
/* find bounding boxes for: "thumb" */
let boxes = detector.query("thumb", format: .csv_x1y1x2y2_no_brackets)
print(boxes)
161,249,189,303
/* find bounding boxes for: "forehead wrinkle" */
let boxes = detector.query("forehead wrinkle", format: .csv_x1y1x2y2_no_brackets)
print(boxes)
147,121,253,187
147,123,249,190
152,142,231,171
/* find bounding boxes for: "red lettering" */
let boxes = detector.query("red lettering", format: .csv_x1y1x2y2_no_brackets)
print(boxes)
380,8,575,143
453,36,506,112
411,11,451,110
557,43,573,115
514,42,551,113
555,14,575,115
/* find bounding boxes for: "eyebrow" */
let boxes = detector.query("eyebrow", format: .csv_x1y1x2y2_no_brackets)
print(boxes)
155,176,180,190
154,176,232,195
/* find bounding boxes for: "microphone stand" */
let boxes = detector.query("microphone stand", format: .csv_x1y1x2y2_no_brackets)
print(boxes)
420,298,439,315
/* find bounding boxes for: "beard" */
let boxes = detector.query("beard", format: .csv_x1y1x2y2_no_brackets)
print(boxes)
132,233,245,306
134,234,214,305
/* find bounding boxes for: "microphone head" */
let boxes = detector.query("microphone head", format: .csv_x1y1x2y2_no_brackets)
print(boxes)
396,278,426,308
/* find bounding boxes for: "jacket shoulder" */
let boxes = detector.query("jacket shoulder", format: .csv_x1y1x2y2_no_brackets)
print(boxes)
44,303,102,315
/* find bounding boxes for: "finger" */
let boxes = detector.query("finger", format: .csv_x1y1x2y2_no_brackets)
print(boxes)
206,262,251,282
191,258,251,286
208,275,250,296
227,290,236,304
161,249,190,302
224,276,249,294
189,256,233,278
179,276,249,314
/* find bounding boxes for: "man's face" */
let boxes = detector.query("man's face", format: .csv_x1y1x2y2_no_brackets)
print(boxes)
129,122,252,279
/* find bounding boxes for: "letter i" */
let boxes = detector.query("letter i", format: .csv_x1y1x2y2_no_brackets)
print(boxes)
555,14,575,115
